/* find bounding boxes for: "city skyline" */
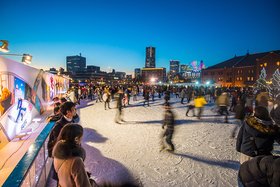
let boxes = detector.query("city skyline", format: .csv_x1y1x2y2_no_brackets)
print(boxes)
2,0,280,75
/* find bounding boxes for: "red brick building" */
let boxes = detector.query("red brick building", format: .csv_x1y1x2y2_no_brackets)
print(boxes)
201,50,280,87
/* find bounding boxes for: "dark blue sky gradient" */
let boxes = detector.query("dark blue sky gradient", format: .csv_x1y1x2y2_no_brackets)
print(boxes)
2,0,280,75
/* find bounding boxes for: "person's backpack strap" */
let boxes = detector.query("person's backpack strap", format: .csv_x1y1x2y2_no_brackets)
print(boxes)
249,136,258,156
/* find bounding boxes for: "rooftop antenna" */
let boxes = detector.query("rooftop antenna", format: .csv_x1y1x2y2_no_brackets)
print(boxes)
247,47,249,55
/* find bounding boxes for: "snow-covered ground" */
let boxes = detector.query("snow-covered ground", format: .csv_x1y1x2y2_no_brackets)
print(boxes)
47,93,280,187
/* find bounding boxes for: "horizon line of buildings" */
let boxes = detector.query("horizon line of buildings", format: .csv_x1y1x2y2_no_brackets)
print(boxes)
46,48,280,87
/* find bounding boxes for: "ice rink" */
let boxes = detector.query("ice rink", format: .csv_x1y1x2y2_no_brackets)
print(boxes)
47,93,280,187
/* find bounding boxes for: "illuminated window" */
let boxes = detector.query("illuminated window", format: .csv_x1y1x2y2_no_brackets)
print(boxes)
240,70,243,73
277,62,280,66
252,69,254,73
248,69,250,73
260,64,263,67
238,70,240,74
247,77,250,81
237,77,239,81
240,77,242,81
251,77,253,81
264,63,267,67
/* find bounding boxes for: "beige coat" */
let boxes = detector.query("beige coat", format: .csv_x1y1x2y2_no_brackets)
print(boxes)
54,157,92,187
53,141,95,187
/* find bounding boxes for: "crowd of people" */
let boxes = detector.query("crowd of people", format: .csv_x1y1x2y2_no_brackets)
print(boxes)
46,83,280,187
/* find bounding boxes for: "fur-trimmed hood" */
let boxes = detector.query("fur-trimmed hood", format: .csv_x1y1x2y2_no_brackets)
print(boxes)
245,116,279,136
53,140,86,161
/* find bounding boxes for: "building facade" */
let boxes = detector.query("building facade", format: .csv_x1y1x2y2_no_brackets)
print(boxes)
141,68,164,82
181,64,188,72
134,68,141,79
66,53,86,72
145,46,155,68
201,50,280,87
87,65,100,72
170,60,180,76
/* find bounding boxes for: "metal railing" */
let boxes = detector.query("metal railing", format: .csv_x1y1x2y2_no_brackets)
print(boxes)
2,121,55,187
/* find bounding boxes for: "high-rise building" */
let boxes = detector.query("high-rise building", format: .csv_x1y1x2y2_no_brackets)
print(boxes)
181,64,188,72
170,60,180,76
145,46,155,68
66,53,86,72
135,68,141,79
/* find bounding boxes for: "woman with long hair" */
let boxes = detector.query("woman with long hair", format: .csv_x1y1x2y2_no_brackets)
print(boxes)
53,123,97,187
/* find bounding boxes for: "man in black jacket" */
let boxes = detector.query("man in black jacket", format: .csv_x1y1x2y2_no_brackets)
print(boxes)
51,101,77,142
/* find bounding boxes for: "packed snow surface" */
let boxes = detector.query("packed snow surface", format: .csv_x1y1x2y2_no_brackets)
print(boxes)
49,93,280,187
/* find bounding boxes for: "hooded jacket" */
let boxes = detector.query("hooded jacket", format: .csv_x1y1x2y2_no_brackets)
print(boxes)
239,155,280,187
53,141,94,187
236,116,280,157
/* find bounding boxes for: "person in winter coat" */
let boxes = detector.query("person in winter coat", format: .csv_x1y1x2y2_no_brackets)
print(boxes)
194,94,207,119
160,102,175,151
151,87,155,101
180,87,186,104
255,89,270,108
230,99,246,138
143,86,150,107
115,89,125,124
205,88,212,103
53,123,98,187
48,101,78,183
238,155,280,187
95,87,102,103
67,88,77,105
270,94,280,126
236,106,280,164
103,87,111,110
215,92,230,123
245,92,254,115
164,89,171,104
47,106,62,123
132,86,138,101
186,99,195,117
229,90,238,111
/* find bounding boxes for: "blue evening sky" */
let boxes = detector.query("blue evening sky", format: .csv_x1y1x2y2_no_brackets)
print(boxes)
2,0,280,75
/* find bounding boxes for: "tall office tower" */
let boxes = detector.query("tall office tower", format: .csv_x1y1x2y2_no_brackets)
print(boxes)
170,60,180,76
161,67,166,78
145,46,155,68
66,53,86,72
181,64,188,72
135,68,141,78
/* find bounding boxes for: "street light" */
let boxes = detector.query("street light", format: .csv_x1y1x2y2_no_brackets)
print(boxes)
0,40,33,64
0,40,9,52
0,53,33,64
